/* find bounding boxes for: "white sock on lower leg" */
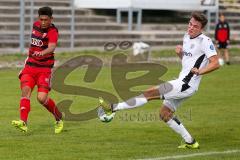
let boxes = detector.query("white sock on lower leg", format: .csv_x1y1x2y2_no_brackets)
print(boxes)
166,118,193,143
112,94,148,111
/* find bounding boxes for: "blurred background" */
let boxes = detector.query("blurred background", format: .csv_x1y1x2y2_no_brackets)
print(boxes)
0,2,240,159
0,0,239,54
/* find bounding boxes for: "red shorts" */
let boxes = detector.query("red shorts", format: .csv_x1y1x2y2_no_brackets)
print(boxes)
19,66,52,93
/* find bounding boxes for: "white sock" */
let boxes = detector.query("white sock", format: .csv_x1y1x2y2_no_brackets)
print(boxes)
166,118,193,143
112,94,148,111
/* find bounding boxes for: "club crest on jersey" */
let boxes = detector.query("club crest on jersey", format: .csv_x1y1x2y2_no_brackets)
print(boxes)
31,38,43,47
210,44,215,51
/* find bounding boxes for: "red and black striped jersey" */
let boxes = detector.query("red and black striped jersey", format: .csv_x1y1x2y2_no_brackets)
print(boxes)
215,21,230,43
26,21,58,68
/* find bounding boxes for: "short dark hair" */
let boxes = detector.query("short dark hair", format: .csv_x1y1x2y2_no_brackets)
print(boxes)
219,12,225,17
38,6,53,17
191,11,208,28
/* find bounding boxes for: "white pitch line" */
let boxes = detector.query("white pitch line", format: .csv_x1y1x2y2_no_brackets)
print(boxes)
136,149,240,160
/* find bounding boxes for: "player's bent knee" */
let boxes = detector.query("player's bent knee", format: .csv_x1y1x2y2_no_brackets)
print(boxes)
160,106,173,122
158,82,173,96
37,94,48,104
21,86,32,98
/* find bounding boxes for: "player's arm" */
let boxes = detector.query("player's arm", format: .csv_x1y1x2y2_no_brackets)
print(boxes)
41,43,57,55
175,45,183,59
191,55,220,75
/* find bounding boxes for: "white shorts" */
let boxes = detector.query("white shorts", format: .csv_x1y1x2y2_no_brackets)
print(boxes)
158,79,196,112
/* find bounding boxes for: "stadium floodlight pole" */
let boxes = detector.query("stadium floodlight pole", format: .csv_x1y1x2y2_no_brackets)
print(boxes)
136,8,142,30
206,10,211,33
215,0,219,25
117,9,121,24
128,7,133,31
20,0,25,53
30,0,34,40
70,0,75,51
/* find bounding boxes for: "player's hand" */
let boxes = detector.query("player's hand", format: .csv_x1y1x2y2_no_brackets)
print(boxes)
32,51,44,57
191,67,200,76
175,45,183,56
227,40,230,44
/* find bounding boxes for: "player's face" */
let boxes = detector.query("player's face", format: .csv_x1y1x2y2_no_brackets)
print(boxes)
187,18,203,38
39,15,52,29
220,15,225,22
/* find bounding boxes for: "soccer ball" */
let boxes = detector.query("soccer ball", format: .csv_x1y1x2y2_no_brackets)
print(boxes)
218,58,224,66
97,107,115,123
133,42,150,56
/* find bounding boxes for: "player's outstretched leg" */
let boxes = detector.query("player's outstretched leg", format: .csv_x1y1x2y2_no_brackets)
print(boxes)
99,94,148,113
98,94,148,123
98,87,162,122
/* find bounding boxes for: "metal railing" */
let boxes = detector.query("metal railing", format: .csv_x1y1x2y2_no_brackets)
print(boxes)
19,0,76,53
75,0,219,32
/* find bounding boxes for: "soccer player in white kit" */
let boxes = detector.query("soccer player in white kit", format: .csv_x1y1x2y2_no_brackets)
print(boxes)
99,12,220,149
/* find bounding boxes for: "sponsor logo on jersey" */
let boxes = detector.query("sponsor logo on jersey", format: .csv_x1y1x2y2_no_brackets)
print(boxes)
31,38,43,47
183,51,192,57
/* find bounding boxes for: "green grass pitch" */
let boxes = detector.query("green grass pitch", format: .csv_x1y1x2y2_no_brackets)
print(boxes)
0,60,240,160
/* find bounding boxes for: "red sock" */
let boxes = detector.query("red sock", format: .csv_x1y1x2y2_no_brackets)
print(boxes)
20,97,30,123
43,98,62,121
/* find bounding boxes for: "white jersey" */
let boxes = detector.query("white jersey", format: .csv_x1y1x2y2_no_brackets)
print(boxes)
178,33,217,90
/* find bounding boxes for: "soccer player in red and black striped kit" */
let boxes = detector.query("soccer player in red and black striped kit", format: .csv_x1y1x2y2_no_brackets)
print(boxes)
215,13,230,65
12,7,63,133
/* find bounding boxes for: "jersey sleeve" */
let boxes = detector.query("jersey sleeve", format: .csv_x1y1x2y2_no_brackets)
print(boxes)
202,37,217,58
48,29,58,44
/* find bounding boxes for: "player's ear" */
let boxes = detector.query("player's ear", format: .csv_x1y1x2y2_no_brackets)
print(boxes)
49,16,53,23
